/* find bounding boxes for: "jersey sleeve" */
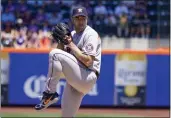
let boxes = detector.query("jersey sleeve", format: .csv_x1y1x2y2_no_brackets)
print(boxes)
82,34,99,56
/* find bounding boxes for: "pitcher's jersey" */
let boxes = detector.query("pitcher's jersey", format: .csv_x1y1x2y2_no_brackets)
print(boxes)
71,25,101,74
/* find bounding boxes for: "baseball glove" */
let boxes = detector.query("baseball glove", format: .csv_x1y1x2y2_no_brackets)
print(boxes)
51,23,71,45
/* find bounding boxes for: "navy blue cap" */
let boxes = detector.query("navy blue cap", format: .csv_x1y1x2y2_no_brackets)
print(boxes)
72,7,88,17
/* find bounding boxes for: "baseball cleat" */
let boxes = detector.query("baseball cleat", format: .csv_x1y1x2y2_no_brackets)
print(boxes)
35,91,59,110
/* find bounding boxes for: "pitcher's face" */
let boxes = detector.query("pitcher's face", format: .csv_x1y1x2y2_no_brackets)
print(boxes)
72,16,87,32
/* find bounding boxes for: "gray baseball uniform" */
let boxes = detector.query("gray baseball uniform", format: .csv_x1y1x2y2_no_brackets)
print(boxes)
45,25,101,117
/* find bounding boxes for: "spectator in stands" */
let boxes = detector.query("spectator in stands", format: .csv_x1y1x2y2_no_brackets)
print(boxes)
135,1,147,15
93,1,107,36
36,9,46,23
104,13,117,26
104,13,117,36
1,38,14,48
13,29,27,49
28,19,38,32
22,10,32,26
83,0,93,23
2,8,16,23
122,0,136,8
130,11,141,37
1,31,14,48
114,2,129,18
26,31,39,48
136,0,147,8
42,21,51,32
37,0,44,6
94,1,107,18
48,12,62,26
6,0,15,12
15,18,25,30
3,21,14,33
46,0,60,12
131,10,150,39
38,30,51,49
140,14,151,39
0,0,169,46
16,0,28,13
106,5,114,15
27,0,36,6
117,13,129,38
93,15,105,36
128,6,136,20
58,0,70,11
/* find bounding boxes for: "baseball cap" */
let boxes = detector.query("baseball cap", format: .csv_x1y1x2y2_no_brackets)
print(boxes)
72,7,88,17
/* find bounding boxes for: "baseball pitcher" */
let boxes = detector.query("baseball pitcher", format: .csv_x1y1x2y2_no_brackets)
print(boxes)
35,7,101,117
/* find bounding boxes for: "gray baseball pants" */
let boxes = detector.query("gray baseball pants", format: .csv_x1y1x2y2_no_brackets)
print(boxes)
44,49,97,117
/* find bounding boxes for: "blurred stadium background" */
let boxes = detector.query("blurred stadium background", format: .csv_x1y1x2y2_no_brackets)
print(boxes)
1,0,170,117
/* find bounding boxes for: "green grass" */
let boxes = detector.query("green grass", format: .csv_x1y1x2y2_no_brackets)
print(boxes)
1,112,140,117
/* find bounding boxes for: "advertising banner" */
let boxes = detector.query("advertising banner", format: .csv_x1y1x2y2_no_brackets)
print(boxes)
1,52,9,104
1,52,9,85
6,52,170,107
114,54,147,106
9,53,114,105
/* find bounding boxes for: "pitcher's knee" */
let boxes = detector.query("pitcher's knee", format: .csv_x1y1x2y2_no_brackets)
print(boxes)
49,49,61,56
49,49,63,60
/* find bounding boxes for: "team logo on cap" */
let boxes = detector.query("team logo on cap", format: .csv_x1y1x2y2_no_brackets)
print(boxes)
78,8,83,13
